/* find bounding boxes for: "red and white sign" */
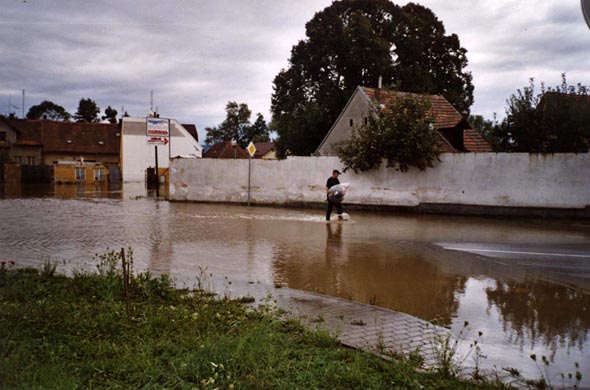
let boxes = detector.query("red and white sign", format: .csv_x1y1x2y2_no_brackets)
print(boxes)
146,118,170,144
147,136,169,145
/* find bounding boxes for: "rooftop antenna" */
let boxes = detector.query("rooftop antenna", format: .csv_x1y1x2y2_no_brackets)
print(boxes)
150,90,154,112
22,89,25,118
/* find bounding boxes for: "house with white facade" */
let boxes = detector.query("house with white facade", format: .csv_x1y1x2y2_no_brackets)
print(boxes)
121,116,202,182
316,86,491,156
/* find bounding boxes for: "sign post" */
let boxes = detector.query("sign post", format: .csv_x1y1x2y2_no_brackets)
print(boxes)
247,142,257,206
146,118,170,197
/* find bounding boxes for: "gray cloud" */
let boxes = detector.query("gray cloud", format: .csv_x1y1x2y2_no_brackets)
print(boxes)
1,0,589,140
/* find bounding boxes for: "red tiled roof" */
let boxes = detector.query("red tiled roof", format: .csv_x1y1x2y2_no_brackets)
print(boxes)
436,135,458,153
7,119,120,155
182,124,199,142
362,87,462,129
361,87,492,153
203,141,249,159
253,142,274,158
463,129,493,152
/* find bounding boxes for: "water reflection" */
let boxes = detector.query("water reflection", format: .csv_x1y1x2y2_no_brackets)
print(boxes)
487,279,590,351
1,184,589,386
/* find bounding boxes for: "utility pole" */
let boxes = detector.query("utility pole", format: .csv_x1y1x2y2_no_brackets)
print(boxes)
22,89,25,118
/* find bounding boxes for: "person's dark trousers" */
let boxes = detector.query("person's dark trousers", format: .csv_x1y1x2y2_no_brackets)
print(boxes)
326,200,343,220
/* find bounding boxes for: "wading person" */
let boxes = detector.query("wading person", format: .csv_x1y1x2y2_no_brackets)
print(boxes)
326,169,343,221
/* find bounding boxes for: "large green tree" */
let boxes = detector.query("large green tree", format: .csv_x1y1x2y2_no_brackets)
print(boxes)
74,98,100,123
26,100,71,121
494,75,590,153
271,0,473,157
204,102,270,148
337,96,440,173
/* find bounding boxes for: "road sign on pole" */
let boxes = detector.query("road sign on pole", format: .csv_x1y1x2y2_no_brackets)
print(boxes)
247,142,256,206
146,118,169,145
247,142,256,157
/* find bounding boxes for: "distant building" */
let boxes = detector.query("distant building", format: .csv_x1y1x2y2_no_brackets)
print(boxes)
0,116,120,166
203,140,249,159
121,117,202,182
53,160,110,184
253,142,277,160
316,86,492,155
0,116,122,183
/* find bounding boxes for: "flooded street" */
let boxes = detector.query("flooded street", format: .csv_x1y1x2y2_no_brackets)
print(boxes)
1,183,589,386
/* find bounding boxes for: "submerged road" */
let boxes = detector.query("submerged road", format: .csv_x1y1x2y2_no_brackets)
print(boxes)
436,242,590,290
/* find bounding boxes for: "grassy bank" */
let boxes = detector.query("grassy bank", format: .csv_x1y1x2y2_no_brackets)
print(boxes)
0,257,507,389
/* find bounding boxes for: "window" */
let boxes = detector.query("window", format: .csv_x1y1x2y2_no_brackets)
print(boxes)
349,118,354,127
94,168,105,181
364,117,368,125
75,167,86,181
27,156,36,165
0,132,6,141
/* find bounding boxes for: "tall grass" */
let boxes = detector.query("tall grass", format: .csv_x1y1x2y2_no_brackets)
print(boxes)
0,251,508,389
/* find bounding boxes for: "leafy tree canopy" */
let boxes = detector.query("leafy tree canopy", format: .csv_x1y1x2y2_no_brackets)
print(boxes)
75,98,100,123
26,100,71,121
494,74,590,153
102,106,118,124
205,102,270,147
337,96,440,173
271,0,473,157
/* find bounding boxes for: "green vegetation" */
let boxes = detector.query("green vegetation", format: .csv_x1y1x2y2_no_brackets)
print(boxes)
74,98,101,123
26,100,71,121
338,96,440,173
493,74,590,153
1,253,507,389
272,0,473,157
205,102,270,148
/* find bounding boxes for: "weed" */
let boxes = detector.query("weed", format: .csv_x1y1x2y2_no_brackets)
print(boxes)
430,321,485,379
40,257,57,277
376,331,386,355
369,294,377,306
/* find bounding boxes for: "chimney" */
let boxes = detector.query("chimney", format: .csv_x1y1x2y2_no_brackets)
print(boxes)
377,75,383,89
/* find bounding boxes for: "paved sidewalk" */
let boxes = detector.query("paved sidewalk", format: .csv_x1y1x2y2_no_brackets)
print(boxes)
219,279,520,387
227,280,448,368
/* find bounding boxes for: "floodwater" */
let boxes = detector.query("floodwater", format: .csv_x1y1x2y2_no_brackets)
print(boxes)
1,183,589,386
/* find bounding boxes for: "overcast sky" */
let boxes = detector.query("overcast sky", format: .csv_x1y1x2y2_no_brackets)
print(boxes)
1,0,589,141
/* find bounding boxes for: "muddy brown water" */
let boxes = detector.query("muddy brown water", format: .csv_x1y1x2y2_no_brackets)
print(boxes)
1,183,589,386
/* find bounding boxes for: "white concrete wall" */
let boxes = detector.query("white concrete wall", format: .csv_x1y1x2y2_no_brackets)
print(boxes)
169,154,590,210
121,117,202,182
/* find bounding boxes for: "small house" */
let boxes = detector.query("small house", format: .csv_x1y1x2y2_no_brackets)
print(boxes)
316,87,492,155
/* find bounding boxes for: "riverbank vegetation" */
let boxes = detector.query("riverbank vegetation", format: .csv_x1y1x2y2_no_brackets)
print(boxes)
0,254,508,389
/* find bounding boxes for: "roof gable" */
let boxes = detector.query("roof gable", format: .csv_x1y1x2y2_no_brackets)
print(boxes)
253,142,274,158
203,141,249,159
181,124,199,142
